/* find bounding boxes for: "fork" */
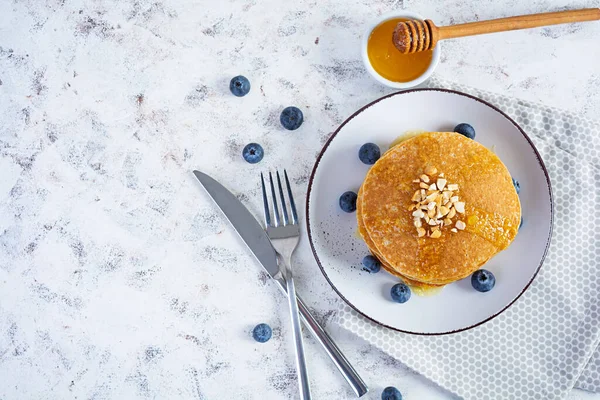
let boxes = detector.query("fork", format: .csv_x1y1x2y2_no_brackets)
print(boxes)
261,170,311,400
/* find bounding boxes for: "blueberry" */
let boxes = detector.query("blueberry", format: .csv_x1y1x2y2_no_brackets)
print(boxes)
381,386,403,400
280,106,304,130
358,143,381,165
512,178,521,194
339,191,357,213
230,75,250,97
471,269,496,292
362,255,381,273
242,143,264,164
252,323,272,343
454,123,476,139
519,216,523,229
390,283,411,303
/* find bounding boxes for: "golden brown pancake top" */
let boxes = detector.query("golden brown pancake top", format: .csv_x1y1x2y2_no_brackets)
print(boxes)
359,132,520,285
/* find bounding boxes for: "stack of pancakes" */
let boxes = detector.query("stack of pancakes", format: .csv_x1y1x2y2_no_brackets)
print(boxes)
357,132,521,290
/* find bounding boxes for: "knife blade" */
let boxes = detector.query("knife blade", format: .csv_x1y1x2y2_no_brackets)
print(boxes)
193,170,280,278
193,170,368,397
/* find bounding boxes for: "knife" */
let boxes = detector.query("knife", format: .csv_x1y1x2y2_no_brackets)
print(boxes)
193,170,368,398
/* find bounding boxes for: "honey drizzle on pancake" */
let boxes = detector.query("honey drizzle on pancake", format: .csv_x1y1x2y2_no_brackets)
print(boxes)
464,206,518,250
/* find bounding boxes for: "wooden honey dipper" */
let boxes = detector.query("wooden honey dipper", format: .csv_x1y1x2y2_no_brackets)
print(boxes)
392,8,600,54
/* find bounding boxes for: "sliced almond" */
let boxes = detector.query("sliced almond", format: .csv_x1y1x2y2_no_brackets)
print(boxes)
430,230,442,239
411,191,421,202
431,225,440,231
428,218,437,226
428,183,437,191
439,173,445,178
447,184,459,191
414,219,422,228
420,174,430,183
436,211,443,219
424,166,437,175
417,227,426,237
424,215,430,223
427,208,436,219
454,202,465,214
437,178,447,190
455,220,466,230
447,207,457,219
425,193,438,203
427,202,436,210
412,210,425,218
439,206,450,216
419,182,429,189
420,189,426,199
444,218,452,226
450,196,459,203
435,196,443,207
451,228,458,233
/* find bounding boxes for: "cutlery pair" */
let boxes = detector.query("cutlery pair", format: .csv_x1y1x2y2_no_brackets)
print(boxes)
193,170,368,398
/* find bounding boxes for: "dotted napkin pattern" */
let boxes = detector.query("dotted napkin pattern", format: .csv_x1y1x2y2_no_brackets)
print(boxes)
334,78,600,399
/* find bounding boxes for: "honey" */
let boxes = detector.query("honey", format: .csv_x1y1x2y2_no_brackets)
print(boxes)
367,18,433,83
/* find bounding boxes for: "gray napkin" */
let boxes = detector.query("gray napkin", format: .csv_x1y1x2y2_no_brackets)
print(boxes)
334,78,600,399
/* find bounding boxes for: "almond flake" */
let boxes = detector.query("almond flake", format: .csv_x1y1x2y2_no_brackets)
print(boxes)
420,174,430,183
455,220,466,230
439,206,450,216
451,228,458,233
447,207,457,219
411,191,421,202
430,230,442,239
420,189,426,199
427,202,436,210
420,182,429,189
417,227,426,237
431,225,440,231
424,215,430,223
454,202,465,214
437,178,447,190
439,173,445,178
428,218,437,226
427,208,436,219
447,184,459,191
412,210,425,218
436,211,443,219
444,218,452,226
414,219,422,228
424,166,437,175
450,196,459,203
425,193,439,203
428,183,437,191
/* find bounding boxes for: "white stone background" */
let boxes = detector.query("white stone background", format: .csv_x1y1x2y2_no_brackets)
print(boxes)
1,0,599,399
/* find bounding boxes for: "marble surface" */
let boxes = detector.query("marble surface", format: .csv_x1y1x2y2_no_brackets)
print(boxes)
1,0,599,399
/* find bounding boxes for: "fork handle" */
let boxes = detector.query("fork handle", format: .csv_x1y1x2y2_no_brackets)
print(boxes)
274,275,368,397
282,263,312,400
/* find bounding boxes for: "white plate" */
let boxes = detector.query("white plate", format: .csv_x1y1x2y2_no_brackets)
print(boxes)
306,89,553,335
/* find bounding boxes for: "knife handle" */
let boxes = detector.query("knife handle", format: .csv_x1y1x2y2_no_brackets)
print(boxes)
274,277,369,397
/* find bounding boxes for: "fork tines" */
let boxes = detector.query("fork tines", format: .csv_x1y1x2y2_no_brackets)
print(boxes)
260,170,298,228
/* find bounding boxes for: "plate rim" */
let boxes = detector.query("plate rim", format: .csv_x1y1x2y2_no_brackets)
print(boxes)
305,87,554,335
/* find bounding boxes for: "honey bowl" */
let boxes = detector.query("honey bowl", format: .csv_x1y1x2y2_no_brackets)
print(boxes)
362,11,441,89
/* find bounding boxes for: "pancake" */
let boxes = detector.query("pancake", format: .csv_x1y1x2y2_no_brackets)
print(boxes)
357,183,444,291
359,132,520,286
